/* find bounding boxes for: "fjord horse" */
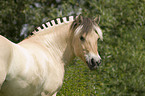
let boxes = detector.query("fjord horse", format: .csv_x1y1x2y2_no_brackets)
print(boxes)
0,15,103,96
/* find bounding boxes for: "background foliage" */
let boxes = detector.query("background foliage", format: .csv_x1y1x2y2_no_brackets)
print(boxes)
0,0,145,95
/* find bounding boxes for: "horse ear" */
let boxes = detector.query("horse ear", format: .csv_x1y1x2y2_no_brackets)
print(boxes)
94,16,100,24
76,14,83,24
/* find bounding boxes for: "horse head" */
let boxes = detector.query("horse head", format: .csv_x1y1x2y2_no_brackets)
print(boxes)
71,15,103,70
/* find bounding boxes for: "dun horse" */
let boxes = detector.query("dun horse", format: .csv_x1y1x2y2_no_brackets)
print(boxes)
0,15,103,96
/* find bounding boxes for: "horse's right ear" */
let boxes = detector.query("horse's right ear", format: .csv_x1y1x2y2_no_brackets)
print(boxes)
75,14,83,24
94,16,100,24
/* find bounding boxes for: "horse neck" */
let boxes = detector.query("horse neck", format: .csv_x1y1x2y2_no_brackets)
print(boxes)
28,22,75,64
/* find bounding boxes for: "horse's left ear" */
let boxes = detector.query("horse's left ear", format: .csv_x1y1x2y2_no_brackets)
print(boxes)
94,16,100,24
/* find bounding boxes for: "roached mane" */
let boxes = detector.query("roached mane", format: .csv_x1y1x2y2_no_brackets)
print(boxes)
34,16,75,32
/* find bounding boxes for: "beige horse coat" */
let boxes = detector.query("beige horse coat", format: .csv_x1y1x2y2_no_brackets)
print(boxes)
0,16,103,96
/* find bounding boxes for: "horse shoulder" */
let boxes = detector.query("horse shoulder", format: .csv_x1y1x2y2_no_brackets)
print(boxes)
8,43,37,78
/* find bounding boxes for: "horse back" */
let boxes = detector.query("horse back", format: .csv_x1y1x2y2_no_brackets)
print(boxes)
0,35,42,96
0,35,13,87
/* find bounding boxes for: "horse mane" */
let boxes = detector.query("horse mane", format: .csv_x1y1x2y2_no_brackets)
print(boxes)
28,15,103,40
33,16,75,33
24,16,76,39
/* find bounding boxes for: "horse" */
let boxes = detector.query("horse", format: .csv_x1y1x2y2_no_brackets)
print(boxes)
0,15,103,96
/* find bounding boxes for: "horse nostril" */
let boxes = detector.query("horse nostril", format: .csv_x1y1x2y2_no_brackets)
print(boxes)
91,58,96,67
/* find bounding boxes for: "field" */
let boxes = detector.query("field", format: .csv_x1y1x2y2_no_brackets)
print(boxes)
0,0,145,96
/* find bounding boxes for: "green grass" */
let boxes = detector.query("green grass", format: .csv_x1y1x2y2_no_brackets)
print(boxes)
58,58,103,96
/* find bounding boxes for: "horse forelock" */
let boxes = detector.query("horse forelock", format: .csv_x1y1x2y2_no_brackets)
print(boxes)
71,17,93,35
71,17,103,40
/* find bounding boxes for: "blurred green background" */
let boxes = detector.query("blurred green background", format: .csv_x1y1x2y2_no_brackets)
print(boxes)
0,0,145,95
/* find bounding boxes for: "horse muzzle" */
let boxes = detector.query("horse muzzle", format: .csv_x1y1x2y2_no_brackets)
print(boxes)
85,52,101,70
86,58,101,70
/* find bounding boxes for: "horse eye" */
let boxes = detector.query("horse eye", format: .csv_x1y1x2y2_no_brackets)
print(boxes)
80,36,85,41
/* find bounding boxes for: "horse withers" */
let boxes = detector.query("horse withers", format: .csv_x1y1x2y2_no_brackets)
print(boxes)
0,15,103,96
